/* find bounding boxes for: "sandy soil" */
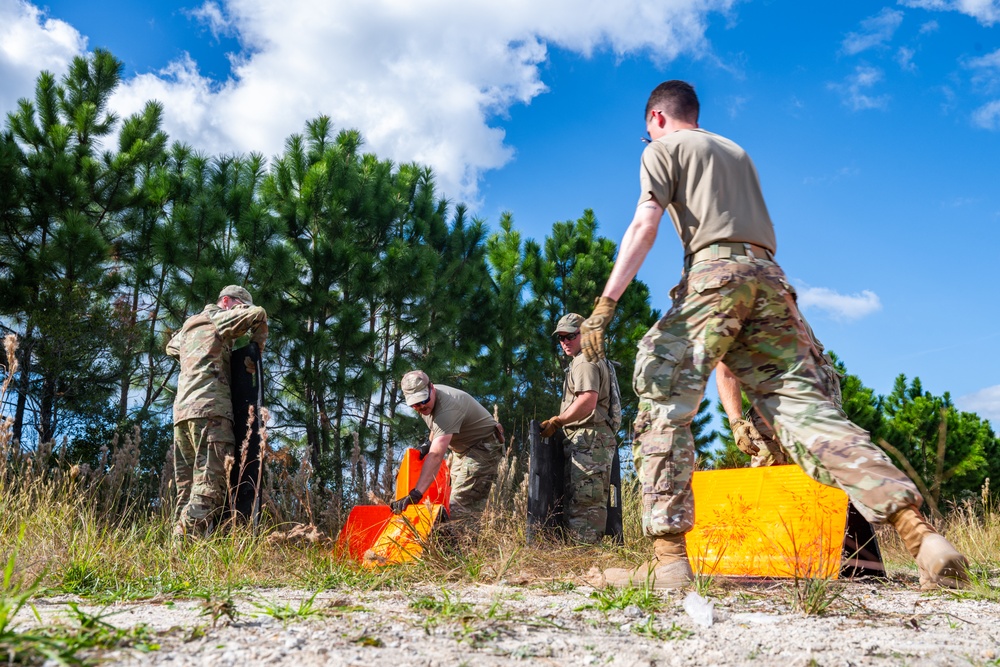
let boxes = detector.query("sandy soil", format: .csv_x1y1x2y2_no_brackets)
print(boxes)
20,574,1000,667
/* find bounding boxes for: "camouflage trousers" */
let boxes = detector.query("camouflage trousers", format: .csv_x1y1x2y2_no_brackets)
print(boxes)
448,434,503,524
173,417,235,537
563,425,616,544
632,256,921,536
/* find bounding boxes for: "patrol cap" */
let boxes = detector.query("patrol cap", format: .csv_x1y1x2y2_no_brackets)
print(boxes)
219,285,253,306
401,370,431,406
553,313,583,335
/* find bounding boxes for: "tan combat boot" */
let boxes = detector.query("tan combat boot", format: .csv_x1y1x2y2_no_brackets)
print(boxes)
593,534,694,589
889,506,969,590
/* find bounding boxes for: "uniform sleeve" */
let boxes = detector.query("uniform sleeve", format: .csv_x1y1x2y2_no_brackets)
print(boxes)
165,330,182,359
208,304,268,342
637,143,676,209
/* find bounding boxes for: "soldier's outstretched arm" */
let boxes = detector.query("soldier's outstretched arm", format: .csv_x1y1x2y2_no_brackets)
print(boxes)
410,434,451,497
716,362,744,424
211,304,268,343
601,200,664,302
581,200,663,361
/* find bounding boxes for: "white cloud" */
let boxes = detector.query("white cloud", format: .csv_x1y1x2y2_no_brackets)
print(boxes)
956,384,1000,424
965,48,1000,92
919,19,940,33
898,0,1000,26
726,95,748,118
99,0,739,205
842,8,904,55
0,0,86,115
187,1,235,40
827,65,890,111
896,46,917,71
796,285,882,321
972,99,1000,128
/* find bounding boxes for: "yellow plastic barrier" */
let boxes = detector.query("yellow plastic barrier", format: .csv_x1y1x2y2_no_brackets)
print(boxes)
687,465,850,579
360,503,443,568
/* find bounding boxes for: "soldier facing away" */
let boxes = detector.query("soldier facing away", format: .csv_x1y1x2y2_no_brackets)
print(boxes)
166,285,268,539
580,80,968,590
540,313,618,544
393,370,504,525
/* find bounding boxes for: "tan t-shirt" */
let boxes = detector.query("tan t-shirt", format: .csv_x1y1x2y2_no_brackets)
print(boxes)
638,128,776,255
422,384,497,454
560,354,612,430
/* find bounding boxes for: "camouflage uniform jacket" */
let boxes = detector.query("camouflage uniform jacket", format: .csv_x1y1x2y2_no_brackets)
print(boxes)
166,303,268,424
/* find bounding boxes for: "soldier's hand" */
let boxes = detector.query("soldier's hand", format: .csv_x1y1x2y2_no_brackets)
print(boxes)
417,439,432,460
581,296,617,362
731,419,762,456
389,488,422,514
539,417,563,438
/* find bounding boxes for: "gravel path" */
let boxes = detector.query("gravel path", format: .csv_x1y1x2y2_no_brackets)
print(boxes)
22,577,1000,666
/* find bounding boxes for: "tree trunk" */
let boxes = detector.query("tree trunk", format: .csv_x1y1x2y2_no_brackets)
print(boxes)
12,334,33,446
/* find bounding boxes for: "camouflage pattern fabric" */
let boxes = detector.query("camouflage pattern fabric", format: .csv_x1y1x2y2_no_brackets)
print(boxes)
172,417,235,537
167,301,266,538
448,433,503,524
745,330,841,467
562,425,616,543
166,303,268,423
632,255,921,535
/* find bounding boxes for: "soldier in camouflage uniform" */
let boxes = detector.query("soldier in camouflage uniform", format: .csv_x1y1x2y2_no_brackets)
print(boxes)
392,370,503,525
580,80,968,590
166,285,268,539
539,313,617,544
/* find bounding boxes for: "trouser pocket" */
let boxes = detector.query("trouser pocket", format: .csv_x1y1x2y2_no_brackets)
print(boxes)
633,328,691,401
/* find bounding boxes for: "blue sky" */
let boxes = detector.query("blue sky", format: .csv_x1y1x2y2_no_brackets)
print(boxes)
2,0,999,428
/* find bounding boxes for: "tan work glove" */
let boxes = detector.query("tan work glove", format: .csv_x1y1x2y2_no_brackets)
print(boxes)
581,296,617,362
539,417,563,438
731,418,763,456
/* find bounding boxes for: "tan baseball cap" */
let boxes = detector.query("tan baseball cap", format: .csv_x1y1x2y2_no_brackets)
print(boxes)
553,313,583,335
219,285,254,306
401,370,431,405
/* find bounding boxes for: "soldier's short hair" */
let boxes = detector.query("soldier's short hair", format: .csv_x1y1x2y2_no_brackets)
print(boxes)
646,80,700,124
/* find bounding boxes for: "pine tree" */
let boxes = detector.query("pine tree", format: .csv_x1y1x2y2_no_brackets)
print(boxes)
0,49,165,445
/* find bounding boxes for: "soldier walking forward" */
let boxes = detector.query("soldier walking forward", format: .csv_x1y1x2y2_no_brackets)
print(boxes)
581,80,968,590
166,286,268,539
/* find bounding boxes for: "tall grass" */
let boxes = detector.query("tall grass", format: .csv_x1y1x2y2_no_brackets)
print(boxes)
2,330,998,601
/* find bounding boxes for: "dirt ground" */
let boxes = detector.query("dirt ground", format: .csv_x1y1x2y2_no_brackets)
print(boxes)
20,573,1000,667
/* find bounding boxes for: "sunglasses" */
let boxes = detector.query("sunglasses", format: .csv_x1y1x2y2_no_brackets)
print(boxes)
412,396,431,407
557,332,579,342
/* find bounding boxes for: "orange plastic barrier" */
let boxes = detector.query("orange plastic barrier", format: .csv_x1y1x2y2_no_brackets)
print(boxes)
335,447,450,566
335,505,393,561
686,465,850,579
394,448,451,512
